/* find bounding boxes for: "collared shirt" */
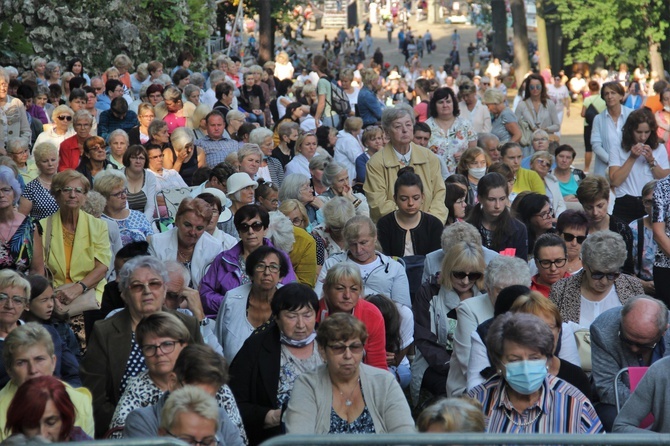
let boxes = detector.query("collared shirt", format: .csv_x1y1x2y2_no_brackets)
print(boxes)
603,109,625,163
393,147,412,166
468,374,604,434
196,131,238,168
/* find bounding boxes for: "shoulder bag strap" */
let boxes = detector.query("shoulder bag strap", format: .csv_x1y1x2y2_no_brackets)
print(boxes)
637,218,644,275
44,216,53,280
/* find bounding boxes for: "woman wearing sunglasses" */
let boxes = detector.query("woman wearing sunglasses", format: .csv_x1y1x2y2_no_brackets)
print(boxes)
200,205,296,320
34,105,76,149
530,150,566,217
556,209,589,274
514,73,560,142
515,193,556,258
412,241,484,404
549,230,643,329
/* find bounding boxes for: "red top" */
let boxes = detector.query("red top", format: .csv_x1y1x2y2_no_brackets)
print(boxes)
317,298,388,371
531,272,571,298
59,135,83,172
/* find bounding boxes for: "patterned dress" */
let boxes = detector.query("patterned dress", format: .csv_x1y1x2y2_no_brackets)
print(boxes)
21,179,59,220
102,210,154,246
425,116,477,173
0,216,33,273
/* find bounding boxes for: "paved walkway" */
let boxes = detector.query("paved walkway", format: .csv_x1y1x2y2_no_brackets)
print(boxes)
296,18,587,170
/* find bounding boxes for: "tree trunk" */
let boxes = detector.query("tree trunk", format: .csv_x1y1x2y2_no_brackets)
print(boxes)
490,0,507,61
258,0,273,65
510,0,530,87
535,0,550,71
649,41,665,81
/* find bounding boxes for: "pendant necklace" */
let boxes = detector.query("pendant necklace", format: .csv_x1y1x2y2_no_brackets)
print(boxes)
335,378,360,407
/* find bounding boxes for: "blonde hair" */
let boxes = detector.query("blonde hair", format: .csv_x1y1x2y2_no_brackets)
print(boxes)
440,241,485,291
416,397,485,433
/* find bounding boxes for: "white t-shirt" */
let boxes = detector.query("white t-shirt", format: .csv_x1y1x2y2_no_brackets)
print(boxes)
358,256,383,282
547,84,570,112
609,143,669,198
579,286,621,328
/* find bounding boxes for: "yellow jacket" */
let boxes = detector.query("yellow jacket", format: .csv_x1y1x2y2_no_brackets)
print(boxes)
0,380,95,440
290,226,317,287
40,210,111,303
364,142,448,223
513,167,546,195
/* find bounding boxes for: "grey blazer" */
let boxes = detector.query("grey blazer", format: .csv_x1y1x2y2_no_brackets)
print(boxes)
590,306,670,406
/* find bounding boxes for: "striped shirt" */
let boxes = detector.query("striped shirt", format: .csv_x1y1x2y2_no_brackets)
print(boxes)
196,131,239,168
467,374,604,434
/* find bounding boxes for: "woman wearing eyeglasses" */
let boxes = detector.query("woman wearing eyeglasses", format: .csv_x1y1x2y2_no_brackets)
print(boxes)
93,170,153,247
108,312,190,437
530,150,566,218
34,105,76,149
214,246,289,363
285,312,414,434
515,193,556,259
514,73,560,141
549,231,644,329
75,136,117,185
412,241,484,404
200,205,297,320
80,256,203,437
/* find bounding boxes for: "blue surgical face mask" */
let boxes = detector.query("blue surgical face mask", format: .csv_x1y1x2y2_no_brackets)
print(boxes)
305,223,313,233
504,359,548,395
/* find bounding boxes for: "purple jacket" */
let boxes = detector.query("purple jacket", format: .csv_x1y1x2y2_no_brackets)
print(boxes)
199,238,297,318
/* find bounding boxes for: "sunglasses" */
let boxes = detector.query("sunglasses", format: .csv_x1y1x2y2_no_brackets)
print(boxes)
587,266,620,281
57,115,73,121
451,271,483,281
562,232,586,244
327,343,365,355
237,221,264,233
529,85,543,91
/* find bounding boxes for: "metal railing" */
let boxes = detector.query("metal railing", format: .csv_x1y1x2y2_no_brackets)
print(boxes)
261,433,670,446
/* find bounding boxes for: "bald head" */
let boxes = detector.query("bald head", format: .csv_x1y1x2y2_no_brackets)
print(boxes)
621,296,668,351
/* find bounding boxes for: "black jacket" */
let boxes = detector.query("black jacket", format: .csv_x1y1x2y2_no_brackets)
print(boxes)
228,321,282,446
377,211,443,258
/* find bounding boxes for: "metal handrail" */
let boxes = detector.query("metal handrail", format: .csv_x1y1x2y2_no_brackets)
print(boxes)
260,433,670,446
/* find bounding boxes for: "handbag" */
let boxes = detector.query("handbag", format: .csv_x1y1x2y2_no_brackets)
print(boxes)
517,101,535,147
573,328,592,372
43,217,100,317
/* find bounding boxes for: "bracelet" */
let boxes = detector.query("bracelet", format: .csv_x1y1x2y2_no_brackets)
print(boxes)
353,199,361,208
650,160,658,168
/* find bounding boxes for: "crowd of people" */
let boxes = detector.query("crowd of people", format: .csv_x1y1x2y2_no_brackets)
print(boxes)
2,17,670,445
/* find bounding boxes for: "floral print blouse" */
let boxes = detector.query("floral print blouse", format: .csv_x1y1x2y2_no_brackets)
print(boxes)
425,116,477,173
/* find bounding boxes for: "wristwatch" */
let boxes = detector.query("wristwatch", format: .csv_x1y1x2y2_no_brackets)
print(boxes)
76,281,89,293
649,160,658,168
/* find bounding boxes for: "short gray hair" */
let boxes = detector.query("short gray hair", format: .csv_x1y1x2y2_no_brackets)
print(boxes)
119,256,169,297
344,215,376,242
108,129,129,144
323,262,363,291
581,230,627,272
208,69,226,87
0,166,21,205
266,211,296,253
238,143,263,162
381,104,415,132
0,270,30,304
530,150,553,166
486,312,554,371
148,119,168,138
73,109,94,125
279,174,309,202
81,190,107,218
440,222,482,253
6,138,29,154
171,127,195,153
226,110,246,124
165,260,192,288
322,160,347,188
309,155,331,172
190,73,206,88
477,133,500,148
323,197,355,229
249,127,274,146
160,386,219,432
33,142,59,163
183,84,200,100
4,323,54,371
484,256,531,295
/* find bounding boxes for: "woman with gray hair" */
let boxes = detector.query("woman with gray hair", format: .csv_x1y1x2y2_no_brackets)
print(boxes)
0,166,36,273
279,173,324,224
18,142,60,220
549,230,644,327
238,143,264,181
482,88,522,144
468,312,603,433
315,215,411,308
162,85,188,134
108,129,129,169
312,197,355,260
164,126,205,186
6,138,37,184
530,150,566,217
249,127,284,186
319,160,370,217
34,104,76,149
45,61,62,87
364,105,447,223
80,255,203,437
0,68,30,149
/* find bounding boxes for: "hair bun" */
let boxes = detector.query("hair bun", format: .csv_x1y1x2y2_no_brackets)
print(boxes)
397,166,415,177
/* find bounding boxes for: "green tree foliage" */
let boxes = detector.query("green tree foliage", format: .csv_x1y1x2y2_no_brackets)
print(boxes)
0,0,215,72
553,0,669,67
